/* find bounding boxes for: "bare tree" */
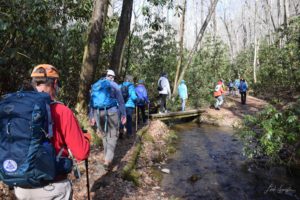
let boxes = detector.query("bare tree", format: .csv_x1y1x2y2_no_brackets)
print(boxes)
76,0,109,115
173,0,187,95
110,0,134,76
175,0,219,90
263,0,277,32
220,10,234,64
253,0,259,83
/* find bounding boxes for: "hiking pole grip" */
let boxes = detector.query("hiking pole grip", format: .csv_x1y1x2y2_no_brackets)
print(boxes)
85,159,90,200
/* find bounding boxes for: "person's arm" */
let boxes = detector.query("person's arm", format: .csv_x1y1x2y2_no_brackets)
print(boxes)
111,82,126,117
166,79,171,98
143,86,149,103
57,105,90,161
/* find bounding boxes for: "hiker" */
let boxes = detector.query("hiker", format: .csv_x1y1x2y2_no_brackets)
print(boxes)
120,75,137,138
177,80,188,111
234,78,240,96
13,64,90,200
214,80,225,110
135,79,150,124
89,69,126,169
157,72,171,113
227,80,234,96
239,78,248,104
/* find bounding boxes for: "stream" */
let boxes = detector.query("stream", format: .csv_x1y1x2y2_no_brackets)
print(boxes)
161,123,300,200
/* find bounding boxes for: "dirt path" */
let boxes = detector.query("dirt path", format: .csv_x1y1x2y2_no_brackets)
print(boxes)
201,94,268,127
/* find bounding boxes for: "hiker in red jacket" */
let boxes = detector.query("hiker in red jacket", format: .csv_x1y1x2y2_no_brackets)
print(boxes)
14,64,90,200
213,80,225,110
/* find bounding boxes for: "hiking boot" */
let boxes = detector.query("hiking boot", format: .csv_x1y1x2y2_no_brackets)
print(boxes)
215,107,220,110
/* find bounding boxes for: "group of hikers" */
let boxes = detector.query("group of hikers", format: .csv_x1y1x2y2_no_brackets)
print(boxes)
0,63,249,200
0,65,190,200
213,78,249,110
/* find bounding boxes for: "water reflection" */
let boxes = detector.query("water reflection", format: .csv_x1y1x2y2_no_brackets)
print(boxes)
161,123,300,200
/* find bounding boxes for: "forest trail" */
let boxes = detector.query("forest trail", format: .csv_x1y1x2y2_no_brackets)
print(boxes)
201,94,268,127
71,94,270,199
0,94,271,200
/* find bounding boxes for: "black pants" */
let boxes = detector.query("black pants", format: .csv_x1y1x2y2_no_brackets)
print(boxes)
137,105,147,123
240,92,247,104
159,94,167,112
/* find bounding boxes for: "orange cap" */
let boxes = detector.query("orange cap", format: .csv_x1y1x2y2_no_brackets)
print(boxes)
31,64,59,78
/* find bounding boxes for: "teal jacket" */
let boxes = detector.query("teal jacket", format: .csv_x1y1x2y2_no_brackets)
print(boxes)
120,82,137,108
178,82,188,99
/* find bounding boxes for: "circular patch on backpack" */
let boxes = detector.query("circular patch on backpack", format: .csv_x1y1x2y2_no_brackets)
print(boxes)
3,160,18,172
3,104,14,114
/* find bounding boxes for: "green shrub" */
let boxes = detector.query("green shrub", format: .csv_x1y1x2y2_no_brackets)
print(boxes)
239,104,300,165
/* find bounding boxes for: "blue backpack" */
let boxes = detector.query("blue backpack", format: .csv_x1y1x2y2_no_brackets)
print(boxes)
0,91,58,187
241,82,248,92
90,79,117,109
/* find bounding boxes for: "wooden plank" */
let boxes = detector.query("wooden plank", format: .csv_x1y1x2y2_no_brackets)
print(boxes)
150,109,205,120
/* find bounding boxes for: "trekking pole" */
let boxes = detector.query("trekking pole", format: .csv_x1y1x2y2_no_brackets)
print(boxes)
148,103,150,122
135,106,138,131
85,159,90,200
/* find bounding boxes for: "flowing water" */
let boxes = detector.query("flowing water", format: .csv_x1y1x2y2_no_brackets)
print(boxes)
161,123,300,200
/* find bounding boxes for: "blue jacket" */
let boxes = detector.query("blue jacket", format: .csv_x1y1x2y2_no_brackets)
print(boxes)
239,81,248,92
178,82,188,99
135,84,149,106
120,82,137,108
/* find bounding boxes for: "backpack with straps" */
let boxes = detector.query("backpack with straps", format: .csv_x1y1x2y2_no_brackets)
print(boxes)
121,84,129,103
0,91,60,187
157,80,163,91
90,79,118,109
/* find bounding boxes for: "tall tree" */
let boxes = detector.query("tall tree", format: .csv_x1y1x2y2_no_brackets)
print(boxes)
173,0,187,95
221,11,234,64
253,0,259,83
175,0,219,90
76,0,109,115
110,0,134,76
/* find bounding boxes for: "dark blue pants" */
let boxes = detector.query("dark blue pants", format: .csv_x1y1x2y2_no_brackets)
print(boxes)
121,107,134,135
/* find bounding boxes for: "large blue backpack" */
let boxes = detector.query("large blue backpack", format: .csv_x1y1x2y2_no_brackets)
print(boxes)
90,79,117,109
0,91,58,187
241,82,248,92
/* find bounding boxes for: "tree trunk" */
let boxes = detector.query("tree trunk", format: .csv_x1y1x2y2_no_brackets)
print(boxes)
283,0,289,29
175,0,219,89
253,0,258,83
76,0,109,115
173,0,187,95
221,12,234,64
110,0,133,76
263,0,277,32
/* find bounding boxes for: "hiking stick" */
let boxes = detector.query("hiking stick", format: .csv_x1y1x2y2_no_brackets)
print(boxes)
85,159,90,200
148,103,150,122
135,106,138,131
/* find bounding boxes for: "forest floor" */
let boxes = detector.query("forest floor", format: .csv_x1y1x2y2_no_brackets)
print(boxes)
0,94,269,200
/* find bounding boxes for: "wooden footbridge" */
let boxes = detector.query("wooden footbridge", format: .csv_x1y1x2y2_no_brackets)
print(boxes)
150,109,205,121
